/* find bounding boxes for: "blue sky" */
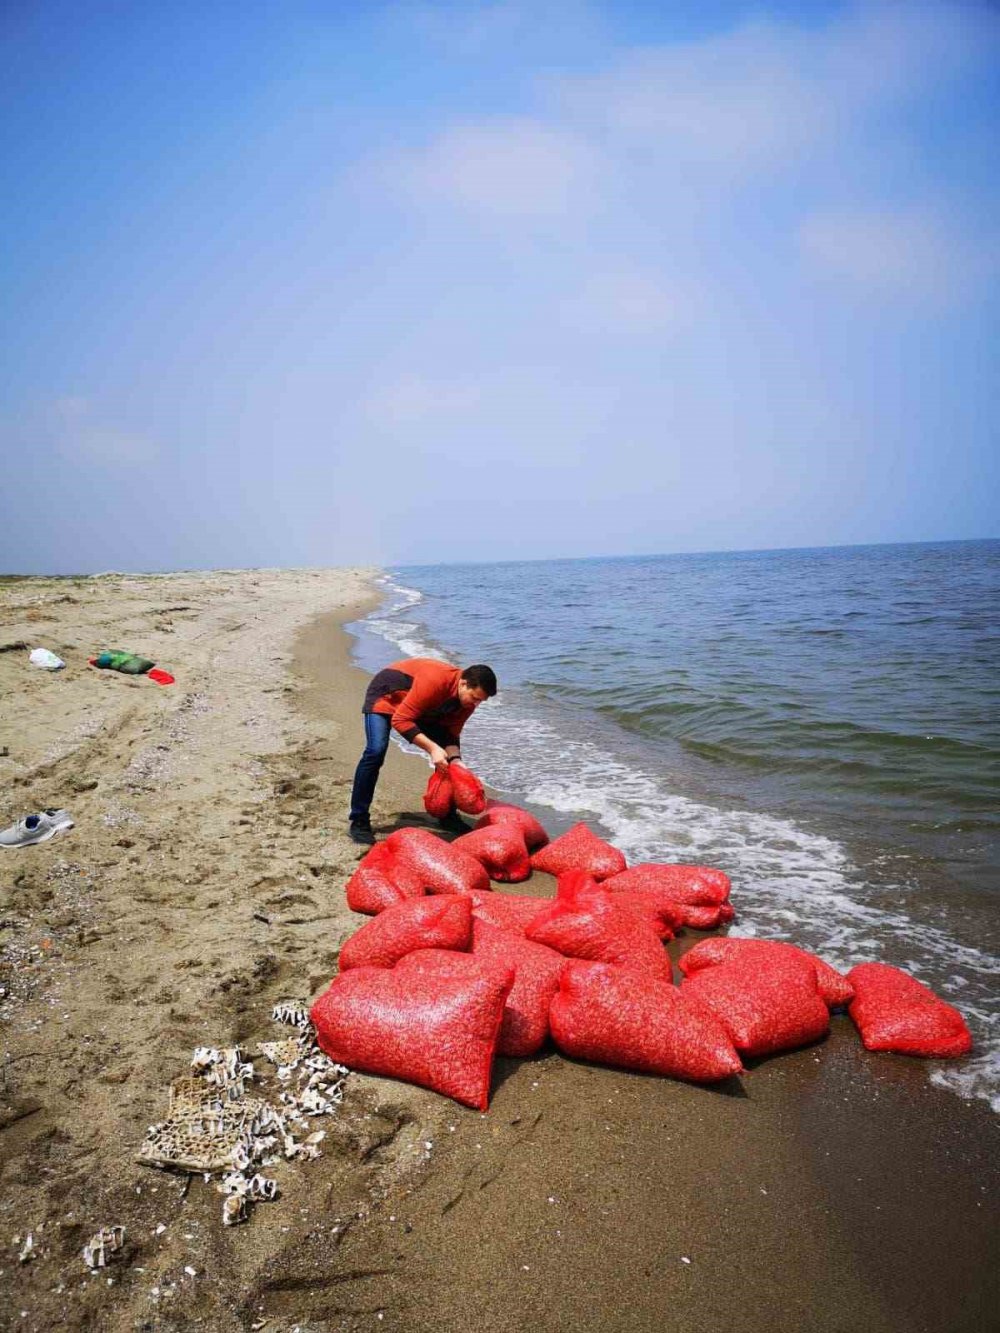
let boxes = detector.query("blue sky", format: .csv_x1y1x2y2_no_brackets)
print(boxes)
1,0,997,572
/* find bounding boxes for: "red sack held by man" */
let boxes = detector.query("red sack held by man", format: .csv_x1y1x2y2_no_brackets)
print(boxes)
680,957,829,1057
470,889,553,935
453,824,532,883
345,843,427,915
338,894,472,971
475,801,550,851
423,770,455,819
680,938,853,1008
603,863,731,906
529,823,626,881
526,890,672,984
385,827,491,896
846,962,972,1057
449,762,487,816
471,919,566,1057
311,952,513,1110
550,960,743,1083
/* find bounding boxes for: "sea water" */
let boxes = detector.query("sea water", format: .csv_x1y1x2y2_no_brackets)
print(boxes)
346,540,1000,1111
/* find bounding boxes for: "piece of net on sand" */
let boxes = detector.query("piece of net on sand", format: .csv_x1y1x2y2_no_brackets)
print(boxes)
137,1085,273,1173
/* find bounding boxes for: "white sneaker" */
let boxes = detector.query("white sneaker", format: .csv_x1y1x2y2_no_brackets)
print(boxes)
0,809,74,848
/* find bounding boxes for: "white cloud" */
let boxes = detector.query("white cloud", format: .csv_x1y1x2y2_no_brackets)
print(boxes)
554,21,830,178
798,207,998,302
563,263,688,334
550,5,999,186
383,116,599,218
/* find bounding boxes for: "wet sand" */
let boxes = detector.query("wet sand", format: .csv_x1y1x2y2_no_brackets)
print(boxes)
1,574,997,1332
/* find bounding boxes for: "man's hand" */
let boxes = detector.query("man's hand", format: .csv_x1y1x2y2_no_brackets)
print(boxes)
429,744,450,773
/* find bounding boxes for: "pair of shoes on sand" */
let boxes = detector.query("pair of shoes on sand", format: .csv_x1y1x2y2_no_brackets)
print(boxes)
348,811,470,846
0,809,74,848
349,818,375,847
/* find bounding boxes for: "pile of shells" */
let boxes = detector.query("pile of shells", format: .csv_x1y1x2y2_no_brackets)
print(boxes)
137,1000,349,1227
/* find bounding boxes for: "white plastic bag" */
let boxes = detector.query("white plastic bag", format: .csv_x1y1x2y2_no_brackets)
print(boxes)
29,648,65,671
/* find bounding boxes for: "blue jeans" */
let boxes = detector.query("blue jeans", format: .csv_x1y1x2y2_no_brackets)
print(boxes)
350,712,392,823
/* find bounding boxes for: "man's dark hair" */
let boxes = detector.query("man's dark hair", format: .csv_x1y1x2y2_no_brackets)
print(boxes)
461,664,497,697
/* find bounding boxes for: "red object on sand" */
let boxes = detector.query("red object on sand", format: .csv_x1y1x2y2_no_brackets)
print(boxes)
385,827,491,896
469,890,552,935
423,770,455,819
147,668,175,686
526,890,673,984
603,863,731,906
680,958,829,1057
453,824,532,883
529,823,626,881
679,938,853,1008
311,953,513,1109
475,801,550,850
449,763,487,816
470,919,566,1057
555,869,679,939
846,962,972,1058
338,894,472,971
345,844,426,915
550,961,743,1083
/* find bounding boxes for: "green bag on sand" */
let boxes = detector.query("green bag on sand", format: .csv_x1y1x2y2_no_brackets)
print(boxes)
93,650,156,675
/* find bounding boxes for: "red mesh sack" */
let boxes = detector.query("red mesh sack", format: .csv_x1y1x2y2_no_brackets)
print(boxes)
423,770,455,819
526,893,672,984
449,762,487,816
680,959,829,1057
339,894,472,972
471,919,565,1057
678,902,734,930
345,843,426,915
604,863,731,906
550,961,742,1083
603,890,680,940
311,954,513,1110
555,870,679,940
470,890,552,935
385,827,490,896
475,801,550,851
453,825,532,883
846,963,972,1057
679,938,853,1008
529,823,627,881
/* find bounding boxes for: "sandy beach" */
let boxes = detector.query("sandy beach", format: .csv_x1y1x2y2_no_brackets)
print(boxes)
1,569,998,1333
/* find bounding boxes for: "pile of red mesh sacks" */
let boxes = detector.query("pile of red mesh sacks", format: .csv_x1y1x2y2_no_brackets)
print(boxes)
311,810,972,1109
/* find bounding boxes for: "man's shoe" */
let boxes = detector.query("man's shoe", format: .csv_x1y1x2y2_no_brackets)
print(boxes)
348,821,375,847
0,809,74,849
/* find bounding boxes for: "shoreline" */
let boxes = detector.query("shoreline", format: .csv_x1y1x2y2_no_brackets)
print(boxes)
1,571,997,1332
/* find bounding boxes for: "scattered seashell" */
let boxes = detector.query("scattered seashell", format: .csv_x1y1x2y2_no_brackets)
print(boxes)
18,1234,34,1263
247,1174,279,1202
271,1001,309,1028
222,1194,249,1227
83,1225,125,1270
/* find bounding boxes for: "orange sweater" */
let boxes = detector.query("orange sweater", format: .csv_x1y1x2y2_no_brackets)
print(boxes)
363,658,475,745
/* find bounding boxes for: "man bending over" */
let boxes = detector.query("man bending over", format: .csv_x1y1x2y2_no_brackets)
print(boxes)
348,658,498,845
